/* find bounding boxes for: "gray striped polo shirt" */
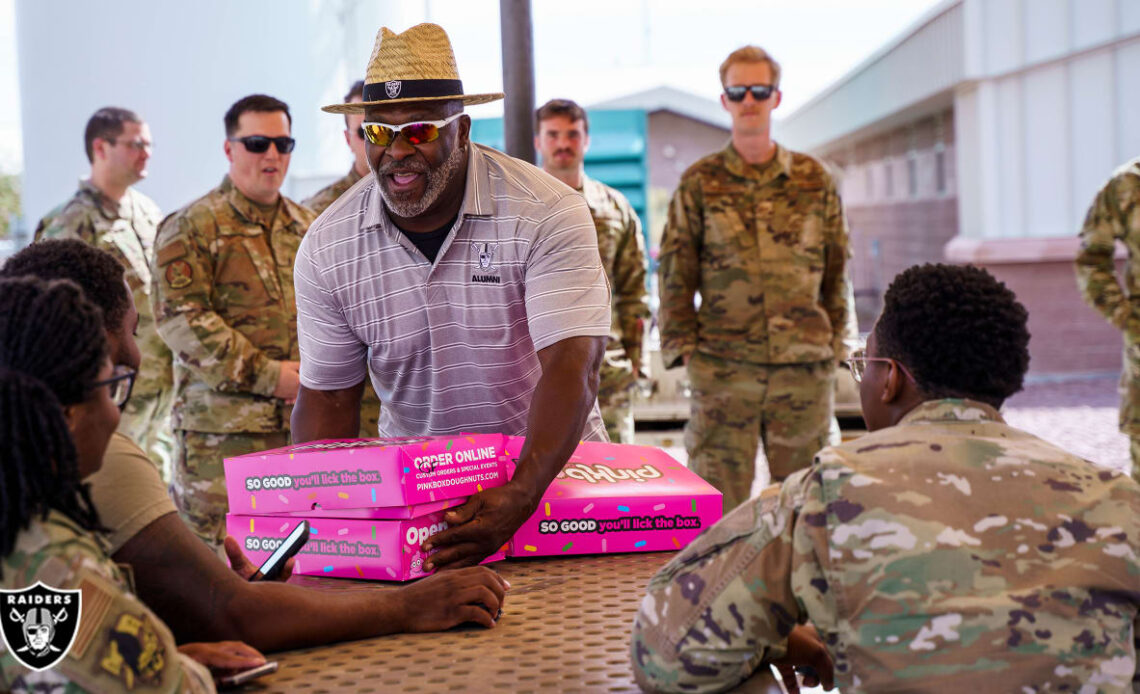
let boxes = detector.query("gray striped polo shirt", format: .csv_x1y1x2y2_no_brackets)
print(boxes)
295,143,611,440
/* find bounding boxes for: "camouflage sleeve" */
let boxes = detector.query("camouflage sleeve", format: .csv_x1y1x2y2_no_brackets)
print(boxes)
150,214,281,397
630,470,817,693
820,181,856,362
34,206,96,244
657,176,703,369
613,201,649,368
1075,174,1130,329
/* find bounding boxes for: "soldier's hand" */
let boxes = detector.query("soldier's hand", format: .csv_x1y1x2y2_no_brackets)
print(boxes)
394,566,510,631
178,641,265,670
273,361,301,402
772,624,834,692
422,482,537,570
222,535,294,582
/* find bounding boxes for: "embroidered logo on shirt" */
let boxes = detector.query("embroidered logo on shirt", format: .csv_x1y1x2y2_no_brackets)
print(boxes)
1,582,81,672
471,242,501,284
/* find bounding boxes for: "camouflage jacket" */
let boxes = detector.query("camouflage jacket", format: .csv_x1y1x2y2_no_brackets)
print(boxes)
657,143,856,368
1076,158,1140,340
580,174,649,375
1,510,213,693
631,399,1140,693
301,167,364,216
35,181,173,400
151,176,315,433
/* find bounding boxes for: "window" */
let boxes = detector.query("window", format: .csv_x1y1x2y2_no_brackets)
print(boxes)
884,161,894,198
935,146,947,194
865,166,874,199
907,155,918,198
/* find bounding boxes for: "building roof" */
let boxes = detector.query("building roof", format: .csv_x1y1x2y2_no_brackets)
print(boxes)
776,0,964,153
591,86,731,130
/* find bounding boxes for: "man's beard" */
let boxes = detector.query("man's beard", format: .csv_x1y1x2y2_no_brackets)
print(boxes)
376,143,466,218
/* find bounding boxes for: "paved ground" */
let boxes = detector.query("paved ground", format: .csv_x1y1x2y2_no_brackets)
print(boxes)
1002,374,1129,475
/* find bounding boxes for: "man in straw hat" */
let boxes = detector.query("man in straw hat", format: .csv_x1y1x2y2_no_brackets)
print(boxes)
292,24,612,570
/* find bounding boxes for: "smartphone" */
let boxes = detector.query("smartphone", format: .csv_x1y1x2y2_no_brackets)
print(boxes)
217,661,278,688
248,520,309,582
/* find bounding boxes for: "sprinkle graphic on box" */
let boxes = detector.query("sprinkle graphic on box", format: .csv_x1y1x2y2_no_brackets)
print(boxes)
503,437,722,557
227,511,505,582
223,434,507,515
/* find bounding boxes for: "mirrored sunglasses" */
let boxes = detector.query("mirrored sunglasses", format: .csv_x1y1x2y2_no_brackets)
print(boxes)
92,365,137,411
723,84,776,102
361,113,463,147
229,135,296,154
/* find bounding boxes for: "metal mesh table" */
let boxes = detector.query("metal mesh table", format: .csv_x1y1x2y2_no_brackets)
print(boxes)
250,552,783,693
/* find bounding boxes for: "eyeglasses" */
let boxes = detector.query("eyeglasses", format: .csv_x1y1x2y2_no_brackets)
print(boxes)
723,84,777,102
355,125,366,140
111,138,152,152
845,348,916,384
360,113,463,147
92,365,137,411
229,136,296,154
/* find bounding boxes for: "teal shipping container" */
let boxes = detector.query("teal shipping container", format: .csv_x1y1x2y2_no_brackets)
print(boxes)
470,109,650,253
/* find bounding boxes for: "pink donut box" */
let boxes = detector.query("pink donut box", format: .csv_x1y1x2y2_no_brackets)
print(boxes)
223,434,507,516
503,437,723,557
227,509,505,582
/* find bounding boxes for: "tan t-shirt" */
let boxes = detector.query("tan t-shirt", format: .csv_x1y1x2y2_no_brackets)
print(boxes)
86,431,178,553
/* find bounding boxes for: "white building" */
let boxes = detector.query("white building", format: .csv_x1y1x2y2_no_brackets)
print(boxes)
777,0,1140,375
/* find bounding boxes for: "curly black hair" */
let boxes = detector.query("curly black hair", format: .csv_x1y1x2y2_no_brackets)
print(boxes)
0,277,107,571
2,239,131,332
874,263,1030,408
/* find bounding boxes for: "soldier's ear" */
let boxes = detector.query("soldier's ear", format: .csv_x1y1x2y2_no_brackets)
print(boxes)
880,360,905,404
224,139,234,163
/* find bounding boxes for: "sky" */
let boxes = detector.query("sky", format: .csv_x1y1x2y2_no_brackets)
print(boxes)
0,0,946,175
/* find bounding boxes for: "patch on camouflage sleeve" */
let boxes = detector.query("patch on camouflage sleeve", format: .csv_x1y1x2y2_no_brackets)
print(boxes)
164,260,193,289
99,612,166,690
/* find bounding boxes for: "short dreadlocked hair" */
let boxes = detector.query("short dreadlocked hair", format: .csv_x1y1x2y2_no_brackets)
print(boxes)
2,239,131,332
0,277,107,571
874,263,1030,408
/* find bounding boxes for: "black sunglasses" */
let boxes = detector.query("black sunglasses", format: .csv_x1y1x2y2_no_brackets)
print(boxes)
724,85,776,102
355,125,365,140
229,135,296,154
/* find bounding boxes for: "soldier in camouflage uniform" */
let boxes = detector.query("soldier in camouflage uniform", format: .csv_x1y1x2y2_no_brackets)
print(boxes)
0,277,263,694
1075,158,1140,482
632,263,1140,693
36,107,174,478
535,99,649,443
152,95,314,549
301,80,382,439
658,46,856,510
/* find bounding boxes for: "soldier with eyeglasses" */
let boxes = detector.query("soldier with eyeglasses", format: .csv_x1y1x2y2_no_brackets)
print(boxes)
657,45,858,512
36,107,175,482
151,94,316,551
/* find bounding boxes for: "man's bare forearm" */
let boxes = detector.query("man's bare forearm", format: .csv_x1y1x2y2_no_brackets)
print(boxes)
511,336,606,500
291,381,366,443
115,513,405,651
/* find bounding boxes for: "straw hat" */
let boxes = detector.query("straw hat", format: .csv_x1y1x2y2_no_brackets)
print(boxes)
322,23,504,114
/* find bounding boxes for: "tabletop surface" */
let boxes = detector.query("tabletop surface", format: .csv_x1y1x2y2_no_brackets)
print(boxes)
243,551,782,693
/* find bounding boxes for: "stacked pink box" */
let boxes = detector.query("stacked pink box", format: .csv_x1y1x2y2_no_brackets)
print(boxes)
223,434,507,581
503,437,723,557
